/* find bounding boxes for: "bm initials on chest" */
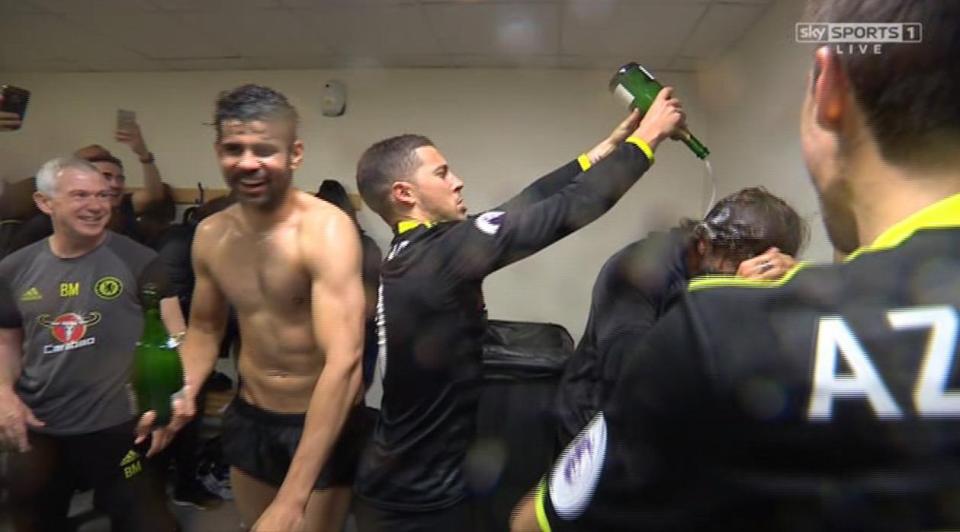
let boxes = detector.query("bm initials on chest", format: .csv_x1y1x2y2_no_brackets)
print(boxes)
60,282,80,298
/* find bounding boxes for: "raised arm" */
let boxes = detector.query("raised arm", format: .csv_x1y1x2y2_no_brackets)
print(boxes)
450,88,684,281
496,110,642,212
116,120,165,213
253,206,365,531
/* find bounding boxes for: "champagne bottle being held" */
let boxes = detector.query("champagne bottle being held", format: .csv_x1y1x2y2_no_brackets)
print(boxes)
610,62,710,159
133,285,183,427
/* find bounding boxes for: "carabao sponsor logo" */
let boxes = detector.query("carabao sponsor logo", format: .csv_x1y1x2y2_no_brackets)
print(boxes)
37,312,101,354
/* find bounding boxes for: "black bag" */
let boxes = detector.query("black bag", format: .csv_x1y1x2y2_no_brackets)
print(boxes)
470,319,573,531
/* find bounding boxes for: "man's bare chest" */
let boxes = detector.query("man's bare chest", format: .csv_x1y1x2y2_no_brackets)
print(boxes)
210,234,311,312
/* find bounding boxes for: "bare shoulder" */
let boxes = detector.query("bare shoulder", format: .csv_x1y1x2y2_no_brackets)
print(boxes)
295,190,354,237
193,205,241,252
293,191,360,272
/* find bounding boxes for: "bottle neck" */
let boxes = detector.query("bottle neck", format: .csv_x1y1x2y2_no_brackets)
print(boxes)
141,307,169,345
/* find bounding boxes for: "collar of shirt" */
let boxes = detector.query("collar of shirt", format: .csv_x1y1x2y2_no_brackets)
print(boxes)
396,219,436,235
846,191,960,262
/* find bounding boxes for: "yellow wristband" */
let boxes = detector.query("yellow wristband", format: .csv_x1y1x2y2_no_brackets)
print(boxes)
625,136,655,164
577,153,592,172
535,479,553,532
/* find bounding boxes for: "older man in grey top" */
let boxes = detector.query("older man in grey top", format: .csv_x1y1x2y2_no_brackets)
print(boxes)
0,157,183,532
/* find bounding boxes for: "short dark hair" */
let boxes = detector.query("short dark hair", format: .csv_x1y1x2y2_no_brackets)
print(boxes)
806,0,960,163
316,179,357,224
85,153,123,168
687,187,808,261
356,134,434,222
213,84,299,141
74,145,123,169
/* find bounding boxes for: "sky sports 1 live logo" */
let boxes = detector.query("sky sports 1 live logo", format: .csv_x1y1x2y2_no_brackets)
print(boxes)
796,23,922,54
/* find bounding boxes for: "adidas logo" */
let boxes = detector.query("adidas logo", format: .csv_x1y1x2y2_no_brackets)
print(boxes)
119,449,140,467
20,287,42,302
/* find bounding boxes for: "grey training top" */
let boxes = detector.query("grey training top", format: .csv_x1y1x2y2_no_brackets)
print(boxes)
0,232,171,435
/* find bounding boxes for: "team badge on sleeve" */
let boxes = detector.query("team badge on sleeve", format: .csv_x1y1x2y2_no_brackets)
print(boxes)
474,210,505,236
549,412,608,519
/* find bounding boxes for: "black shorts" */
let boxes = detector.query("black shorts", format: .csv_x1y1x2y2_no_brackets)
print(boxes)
221,396,373,490
2,419,176,532
354,499,476,532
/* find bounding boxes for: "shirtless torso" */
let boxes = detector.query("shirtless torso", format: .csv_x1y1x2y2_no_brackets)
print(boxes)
186,187,365,532
198,191,335,412
172,103,366,531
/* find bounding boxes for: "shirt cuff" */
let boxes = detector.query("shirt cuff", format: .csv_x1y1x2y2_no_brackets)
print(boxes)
577,154,592,172
625,136,655,165
535,479,553,532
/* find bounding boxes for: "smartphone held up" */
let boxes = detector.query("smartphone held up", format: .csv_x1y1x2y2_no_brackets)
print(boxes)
117,109,137,132
0,85,30,132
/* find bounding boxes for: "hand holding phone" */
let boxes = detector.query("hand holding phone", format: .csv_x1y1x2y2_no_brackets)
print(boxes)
116,109,136,132
115,109,150,159
0,85,29,132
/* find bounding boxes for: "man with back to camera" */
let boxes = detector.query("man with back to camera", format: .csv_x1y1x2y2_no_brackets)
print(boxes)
512,1,960,530
556,186,807,445
0,157,183,532
165,84,368,532
352,87,686,531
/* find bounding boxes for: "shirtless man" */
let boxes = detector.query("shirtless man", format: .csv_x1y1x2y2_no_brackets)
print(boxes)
168,84,366,531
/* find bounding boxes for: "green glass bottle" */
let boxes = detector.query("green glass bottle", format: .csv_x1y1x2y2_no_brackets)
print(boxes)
609,62,710,159
132,286,183,427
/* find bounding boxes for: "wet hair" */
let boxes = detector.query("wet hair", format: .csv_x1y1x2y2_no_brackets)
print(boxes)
806,0,960,163
35,157,102,197
213,84,299,141
682,187,808,263
316,179,357,224
356,134,434,222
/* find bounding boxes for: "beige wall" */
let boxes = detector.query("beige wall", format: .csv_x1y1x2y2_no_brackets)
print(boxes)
0,68,710,339
699,0,833,262
0,0,834,339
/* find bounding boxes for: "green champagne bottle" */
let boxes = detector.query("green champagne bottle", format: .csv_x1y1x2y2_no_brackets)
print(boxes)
133,285,183,427
609,62,710,159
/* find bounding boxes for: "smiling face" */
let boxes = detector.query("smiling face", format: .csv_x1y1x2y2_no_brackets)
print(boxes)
91,160,125,209
215,118,303,211
405,145,467,222
37,167,112,241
